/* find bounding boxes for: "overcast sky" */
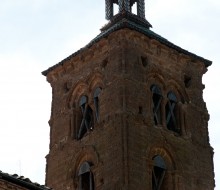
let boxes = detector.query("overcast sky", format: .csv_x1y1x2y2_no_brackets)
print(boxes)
0,0,219,188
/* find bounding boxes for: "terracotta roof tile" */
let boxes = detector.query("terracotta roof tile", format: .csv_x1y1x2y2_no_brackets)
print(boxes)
0,170,52,190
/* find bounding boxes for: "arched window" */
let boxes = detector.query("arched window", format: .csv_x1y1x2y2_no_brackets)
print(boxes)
94,87,102,122
152,155,166,190
78,162,94,190
77,96,94,140
151,85,163,125
165,92,179,133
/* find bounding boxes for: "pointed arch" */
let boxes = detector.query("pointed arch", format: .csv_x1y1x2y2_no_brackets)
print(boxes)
68,81,88,108
88,71,104,93
66,146,99,180
147,145,177,171
147,144,183,190
65,146,100,189
166,79,189,103
146,72,166,93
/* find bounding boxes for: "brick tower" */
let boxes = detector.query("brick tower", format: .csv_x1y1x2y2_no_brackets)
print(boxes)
42,1,215,189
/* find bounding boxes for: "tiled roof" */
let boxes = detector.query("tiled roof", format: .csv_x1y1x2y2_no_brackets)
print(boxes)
42,12,211,76
0,171,52,190
101,11,152,31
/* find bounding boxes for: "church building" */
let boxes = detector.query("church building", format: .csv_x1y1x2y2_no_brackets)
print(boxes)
42,0,215,189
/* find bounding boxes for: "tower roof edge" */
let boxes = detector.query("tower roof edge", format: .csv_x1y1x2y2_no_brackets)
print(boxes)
42,23,211,77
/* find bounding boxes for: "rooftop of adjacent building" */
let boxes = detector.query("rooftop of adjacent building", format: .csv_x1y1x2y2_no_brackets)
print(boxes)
0,170,52,190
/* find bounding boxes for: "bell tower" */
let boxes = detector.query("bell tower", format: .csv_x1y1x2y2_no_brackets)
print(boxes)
43,1,215,189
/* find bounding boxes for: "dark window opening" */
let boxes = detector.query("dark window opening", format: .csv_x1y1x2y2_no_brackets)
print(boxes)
141,56,148,67
94,88,102,122
184,75,191,88
165,92,179,133
78,96,94,140
152,156,166,190
81,172,90,190
151,85,162,125
139,106,143,114
101,59,108,69
78,162,94,190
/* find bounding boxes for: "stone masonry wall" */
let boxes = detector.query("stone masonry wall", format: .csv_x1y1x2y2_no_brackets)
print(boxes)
45,28,214,190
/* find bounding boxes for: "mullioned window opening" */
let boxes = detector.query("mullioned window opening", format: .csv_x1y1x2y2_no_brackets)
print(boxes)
150,85,182,134
76,87,102,140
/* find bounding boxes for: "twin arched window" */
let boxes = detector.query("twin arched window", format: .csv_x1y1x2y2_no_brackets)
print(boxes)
77,88,102,140
151,85,180,133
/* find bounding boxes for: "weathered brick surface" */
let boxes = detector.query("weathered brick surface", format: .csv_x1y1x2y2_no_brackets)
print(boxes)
45,28,214,189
